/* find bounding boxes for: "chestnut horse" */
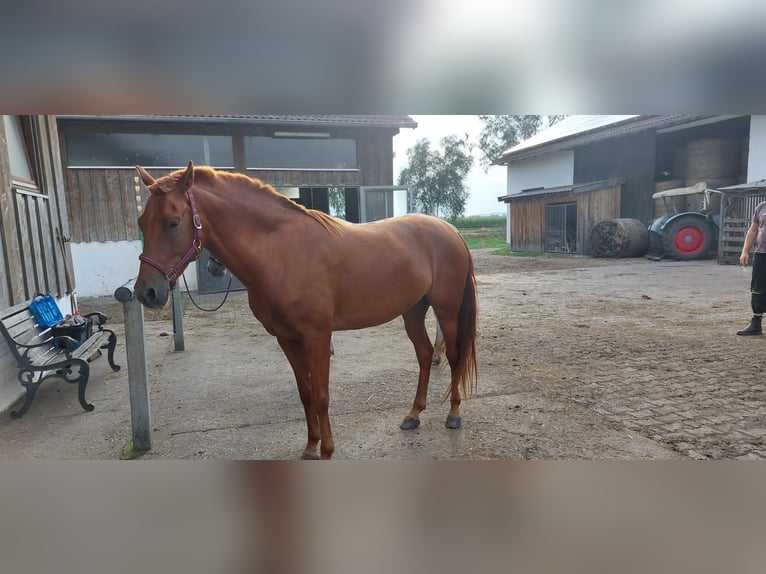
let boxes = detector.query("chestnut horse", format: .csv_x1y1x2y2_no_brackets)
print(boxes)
134,162,477,460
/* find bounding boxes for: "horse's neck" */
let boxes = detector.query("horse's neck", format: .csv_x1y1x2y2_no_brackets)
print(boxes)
194,180,300,278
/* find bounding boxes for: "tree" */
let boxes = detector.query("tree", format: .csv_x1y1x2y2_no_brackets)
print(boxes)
328,186,346,219
397,135,474,219
476,115,567,171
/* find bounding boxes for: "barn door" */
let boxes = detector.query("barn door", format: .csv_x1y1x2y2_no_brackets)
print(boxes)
545,202,577,253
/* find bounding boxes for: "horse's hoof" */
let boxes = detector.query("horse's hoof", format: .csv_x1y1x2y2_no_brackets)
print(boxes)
300,453,320,460
400,417,420,430
445,415,462,429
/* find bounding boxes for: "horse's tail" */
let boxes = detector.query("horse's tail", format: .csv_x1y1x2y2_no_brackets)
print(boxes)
442,251,478,402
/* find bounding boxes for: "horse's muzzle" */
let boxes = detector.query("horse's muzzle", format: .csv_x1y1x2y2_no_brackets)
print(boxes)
136,282,170,308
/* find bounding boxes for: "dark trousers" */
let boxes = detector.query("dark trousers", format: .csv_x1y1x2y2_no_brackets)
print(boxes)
751,252,766,314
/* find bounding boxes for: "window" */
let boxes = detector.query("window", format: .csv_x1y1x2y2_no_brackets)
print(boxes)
65,133,234,168
362,187,409,222
245,136,357,169
4,115,39,192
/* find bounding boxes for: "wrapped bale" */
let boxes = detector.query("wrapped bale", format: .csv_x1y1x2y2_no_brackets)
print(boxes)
588,218,649,258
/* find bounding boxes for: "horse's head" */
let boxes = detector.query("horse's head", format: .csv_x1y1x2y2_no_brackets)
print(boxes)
135,161,201,308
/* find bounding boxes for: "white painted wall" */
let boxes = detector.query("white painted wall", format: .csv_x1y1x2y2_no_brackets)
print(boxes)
747,115,766,181
71,241,199,297
506,150,575,195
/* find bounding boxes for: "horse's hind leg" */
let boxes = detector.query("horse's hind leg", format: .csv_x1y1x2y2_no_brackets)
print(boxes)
432,320,444,366
277,337,321,460
432,313,462,429
400,297,434,430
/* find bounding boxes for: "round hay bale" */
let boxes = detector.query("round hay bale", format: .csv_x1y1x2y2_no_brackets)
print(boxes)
685,138,740,183
588,218,649,258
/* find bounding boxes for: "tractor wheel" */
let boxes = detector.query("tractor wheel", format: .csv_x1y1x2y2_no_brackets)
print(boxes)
661,215,714,260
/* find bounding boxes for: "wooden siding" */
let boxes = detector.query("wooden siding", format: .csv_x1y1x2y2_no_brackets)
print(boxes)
64,168,171,243
510,199,545,252
357,131,395,186
509,184,621,254
574,131,655,223
0,116,70,308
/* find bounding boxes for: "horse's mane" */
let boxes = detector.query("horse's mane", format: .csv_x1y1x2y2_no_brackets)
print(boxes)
171,166,346,235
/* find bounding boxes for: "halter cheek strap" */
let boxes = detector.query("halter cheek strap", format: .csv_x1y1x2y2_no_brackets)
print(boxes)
139,189,203,288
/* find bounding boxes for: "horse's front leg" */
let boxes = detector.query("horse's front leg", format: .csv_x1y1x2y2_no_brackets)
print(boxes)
303,333,335,460
277,337,320,460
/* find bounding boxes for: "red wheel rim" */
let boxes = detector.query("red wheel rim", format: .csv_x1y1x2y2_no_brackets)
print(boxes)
673,225,705,254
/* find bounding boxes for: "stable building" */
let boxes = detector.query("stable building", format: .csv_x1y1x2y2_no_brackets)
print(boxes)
497,115,764,256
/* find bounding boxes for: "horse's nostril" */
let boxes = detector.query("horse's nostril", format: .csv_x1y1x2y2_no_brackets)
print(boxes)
145,287,157,305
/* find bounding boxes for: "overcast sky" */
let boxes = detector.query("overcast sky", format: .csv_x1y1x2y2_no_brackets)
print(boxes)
392,115,508,216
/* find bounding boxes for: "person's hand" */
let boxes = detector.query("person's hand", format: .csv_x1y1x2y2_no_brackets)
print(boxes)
740,251,750,266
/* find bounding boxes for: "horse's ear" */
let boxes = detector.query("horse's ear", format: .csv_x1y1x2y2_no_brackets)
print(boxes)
135,165,155,188
181,160,194,190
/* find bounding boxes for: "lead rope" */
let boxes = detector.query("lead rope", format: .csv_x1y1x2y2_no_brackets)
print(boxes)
181,272,233,312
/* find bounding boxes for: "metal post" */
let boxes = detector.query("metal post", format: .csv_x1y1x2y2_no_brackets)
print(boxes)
171,282,185,351
114,279,152,451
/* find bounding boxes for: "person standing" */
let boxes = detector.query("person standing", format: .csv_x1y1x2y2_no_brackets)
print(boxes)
737,200,766,335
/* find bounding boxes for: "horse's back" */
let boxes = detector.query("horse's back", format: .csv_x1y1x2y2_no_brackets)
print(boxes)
323,213,470,327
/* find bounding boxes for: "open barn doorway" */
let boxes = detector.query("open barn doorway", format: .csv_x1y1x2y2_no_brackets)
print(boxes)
545,202,577,253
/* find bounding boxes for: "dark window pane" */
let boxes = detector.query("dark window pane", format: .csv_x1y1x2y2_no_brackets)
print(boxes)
245,136,357,169
365,189,392,221
65,133,233,167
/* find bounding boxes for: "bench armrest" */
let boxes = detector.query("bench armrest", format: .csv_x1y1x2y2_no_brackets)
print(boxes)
83,312,108,328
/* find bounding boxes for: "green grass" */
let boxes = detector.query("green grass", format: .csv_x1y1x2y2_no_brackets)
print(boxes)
446,216,508,250
447,215,506,229
490,247,538,257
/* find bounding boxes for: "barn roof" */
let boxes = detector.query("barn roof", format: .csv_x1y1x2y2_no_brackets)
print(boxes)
495,114,705,164
58,114,418,129
497,177,625,202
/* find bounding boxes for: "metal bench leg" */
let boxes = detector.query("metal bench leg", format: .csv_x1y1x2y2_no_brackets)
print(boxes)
73,362,94,412
103,330,121,371
10,372,42,419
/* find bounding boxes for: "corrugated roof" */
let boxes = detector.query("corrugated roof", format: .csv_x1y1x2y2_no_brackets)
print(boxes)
495,114,696,164
58,114,418,129
498,178,624,202
505,115,638,155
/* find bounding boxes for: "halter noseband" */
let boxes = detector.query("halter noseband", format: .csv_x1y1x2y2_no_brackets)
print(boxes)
139,189,203,288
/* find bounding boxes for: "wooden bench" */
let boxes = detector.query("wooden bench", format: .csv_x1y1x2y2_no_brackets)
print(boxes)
0,300,120,419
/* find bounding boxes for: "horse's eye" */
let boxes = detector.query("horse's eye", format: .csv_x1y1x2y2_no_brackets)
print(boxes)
168,218,181,230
